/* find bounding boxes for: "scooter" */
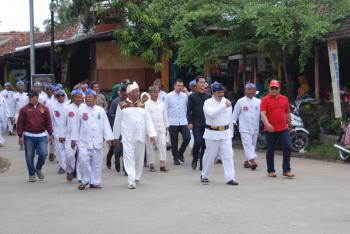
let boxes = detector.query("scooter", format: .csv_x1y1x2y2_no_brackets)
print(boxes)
333,127,350,161
257,105,310,152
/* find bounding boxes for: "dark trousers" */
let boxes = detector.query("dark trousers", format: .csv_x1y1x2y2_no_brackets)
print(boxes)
169,125,191,160
106,142,123,163
192,126,206,161
266,130,292,173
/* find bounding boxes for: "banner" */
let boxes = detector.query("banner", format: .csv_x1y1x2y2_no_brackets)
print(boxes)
327,40,342,119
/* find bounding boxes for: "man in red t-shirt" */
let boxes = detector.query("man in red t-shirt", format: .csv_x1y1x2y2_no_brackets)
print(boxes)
260,80,295,178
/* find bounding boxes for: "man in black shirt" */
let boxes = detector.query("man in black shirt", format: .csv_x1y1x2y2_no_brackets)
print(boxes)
106,81,129,172
187,76,210,170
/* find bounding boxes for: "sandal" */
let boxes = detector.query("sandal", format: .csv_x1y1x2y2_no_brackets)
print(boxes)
78,183,87,190
160,166,169,172
149,165,157,172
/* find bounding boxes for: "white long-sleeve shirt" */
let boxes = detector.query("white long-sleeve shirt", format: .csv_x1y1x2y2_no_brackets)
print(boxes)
63,102,80,142
0,90,15,117
232,96,261,134
157,90,167,103
13,92,28,120
0,96,10,122
113,99,157,143
145,99,169,135
203,97,233,140
49,100,67,138
71,104,114,150
165,91,188,126
38,91,49,105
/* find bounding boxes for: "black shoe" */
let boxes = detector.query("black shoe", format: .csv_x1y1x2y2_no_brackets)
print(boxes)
115,160,120,172
179,155,185,162
166,144,171,151
226,180,239,186
250,163,258,170
216,159,222,164
174,159,180,165
201,176,209,184
106,160,111,169
243,161,250,168
191,159,197,170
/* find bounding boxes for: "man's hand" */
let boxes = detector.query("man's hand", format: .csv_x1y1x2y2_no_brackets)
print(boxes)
266,123,274,132
18,137,24,147
225,100,231,108
59,138,65,144
187,124,193,130
71,140,77,149
150,137,156,145
106,140,112,147
48,135,54,144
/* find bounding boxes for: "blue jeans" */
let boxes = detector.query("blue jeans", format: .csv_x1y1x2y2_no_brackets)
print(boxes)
24,136,48,176
265,130,292,173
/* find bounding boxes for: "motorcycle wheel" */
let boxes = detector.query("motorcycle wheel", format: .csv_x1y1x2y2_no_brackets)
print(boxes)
290,131,309,152
257,132,267,149
338,134,350,161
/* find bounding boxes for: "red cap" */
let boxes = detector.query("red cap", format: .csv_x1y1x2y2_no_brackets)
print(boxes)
269,80,280,88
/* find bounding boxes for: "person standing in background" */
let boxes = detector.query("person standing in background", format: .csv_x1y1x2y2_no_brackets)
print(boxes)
0,82,16,135
92,82,108,112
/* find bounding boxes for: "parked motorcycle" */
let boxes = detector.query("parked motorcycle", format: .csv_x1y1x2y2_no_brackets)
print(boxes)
333,127,350,161
257,105,310,152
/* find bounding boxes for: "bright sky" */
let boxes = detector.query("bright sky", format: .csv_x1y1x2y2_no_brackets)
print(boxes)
0,0,51,32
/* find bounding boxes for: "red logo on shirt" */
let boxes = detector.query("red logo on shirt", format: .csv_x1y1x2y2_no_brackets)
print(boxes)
68,111,75,117
82,113,88,121
54,111,60,117
16,98,20,102
243,106,249,112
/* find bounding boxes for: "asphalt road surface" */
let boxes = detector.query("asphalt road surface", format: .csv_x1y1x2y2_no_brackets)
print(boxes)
0,135,349,234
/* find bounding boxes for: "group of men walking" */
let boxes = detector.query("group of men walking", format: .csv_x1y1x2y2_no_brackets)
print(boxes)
1,76,295,190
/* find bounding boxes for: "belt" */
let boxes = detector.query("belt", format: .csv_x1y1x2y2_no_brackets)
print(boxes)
205,124,229,131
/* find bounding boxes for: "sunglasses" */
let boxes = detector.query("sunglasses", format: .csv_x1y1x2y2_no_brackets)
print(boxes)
270,87,279,90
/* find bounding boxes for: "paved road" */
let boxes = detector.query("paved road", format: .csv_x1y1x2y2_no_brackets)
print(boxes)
0,134,350,234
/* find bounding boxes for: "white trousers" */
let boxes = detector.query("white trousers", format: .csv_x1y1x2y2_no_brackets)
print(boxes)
240,132,258,161
146,133,167,165
201,138,236,182
54,138,66,170
123,140,145,185
7,118,13,132
65,141,77,174
78,148,103,185
0,121,7,144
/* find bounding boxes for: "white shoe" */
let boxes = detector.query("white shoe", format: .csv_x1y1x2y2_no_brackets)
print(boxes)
128,183,136,189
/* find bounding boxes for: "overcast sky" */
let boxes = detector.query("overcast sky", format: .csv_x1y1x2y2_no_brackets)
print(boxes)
0,0,51,32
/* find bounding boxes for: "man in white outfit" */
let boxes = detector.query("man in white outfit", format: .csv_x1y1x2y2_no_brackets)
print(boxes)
232,83,261,170
145,86,170,172
0,95,10,146
71,89,113,190
49,89,68,174
64,89,84,181
14,80,28,149
0,82,16,135
34,82,49,105
201,82,238,185
113,82,157,189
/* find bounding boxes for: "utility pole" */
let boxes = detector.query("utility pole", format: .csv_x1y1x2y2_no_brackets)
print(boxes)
29,0,35,87
50,0,55,76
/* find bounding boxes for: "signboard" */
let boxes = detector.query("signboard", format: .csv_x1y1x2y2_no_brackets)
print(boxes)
327,40,342,119
31,74,55,89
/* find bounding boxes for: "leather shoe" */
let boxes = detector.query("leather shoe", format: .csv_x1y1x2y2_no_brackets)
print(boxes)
226,180,239,185
179,155,185,162
282,171,295,178
174,159,180,165
243,161,251,168
268,172,277,177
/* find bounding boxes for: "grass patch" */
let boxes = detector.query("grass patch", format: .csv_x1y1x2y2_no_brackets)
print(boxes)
306,140,339,160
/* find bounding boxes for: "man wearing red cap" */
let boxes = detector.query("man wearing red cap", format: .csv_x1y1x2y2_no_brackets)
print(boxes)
260,80,295,178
